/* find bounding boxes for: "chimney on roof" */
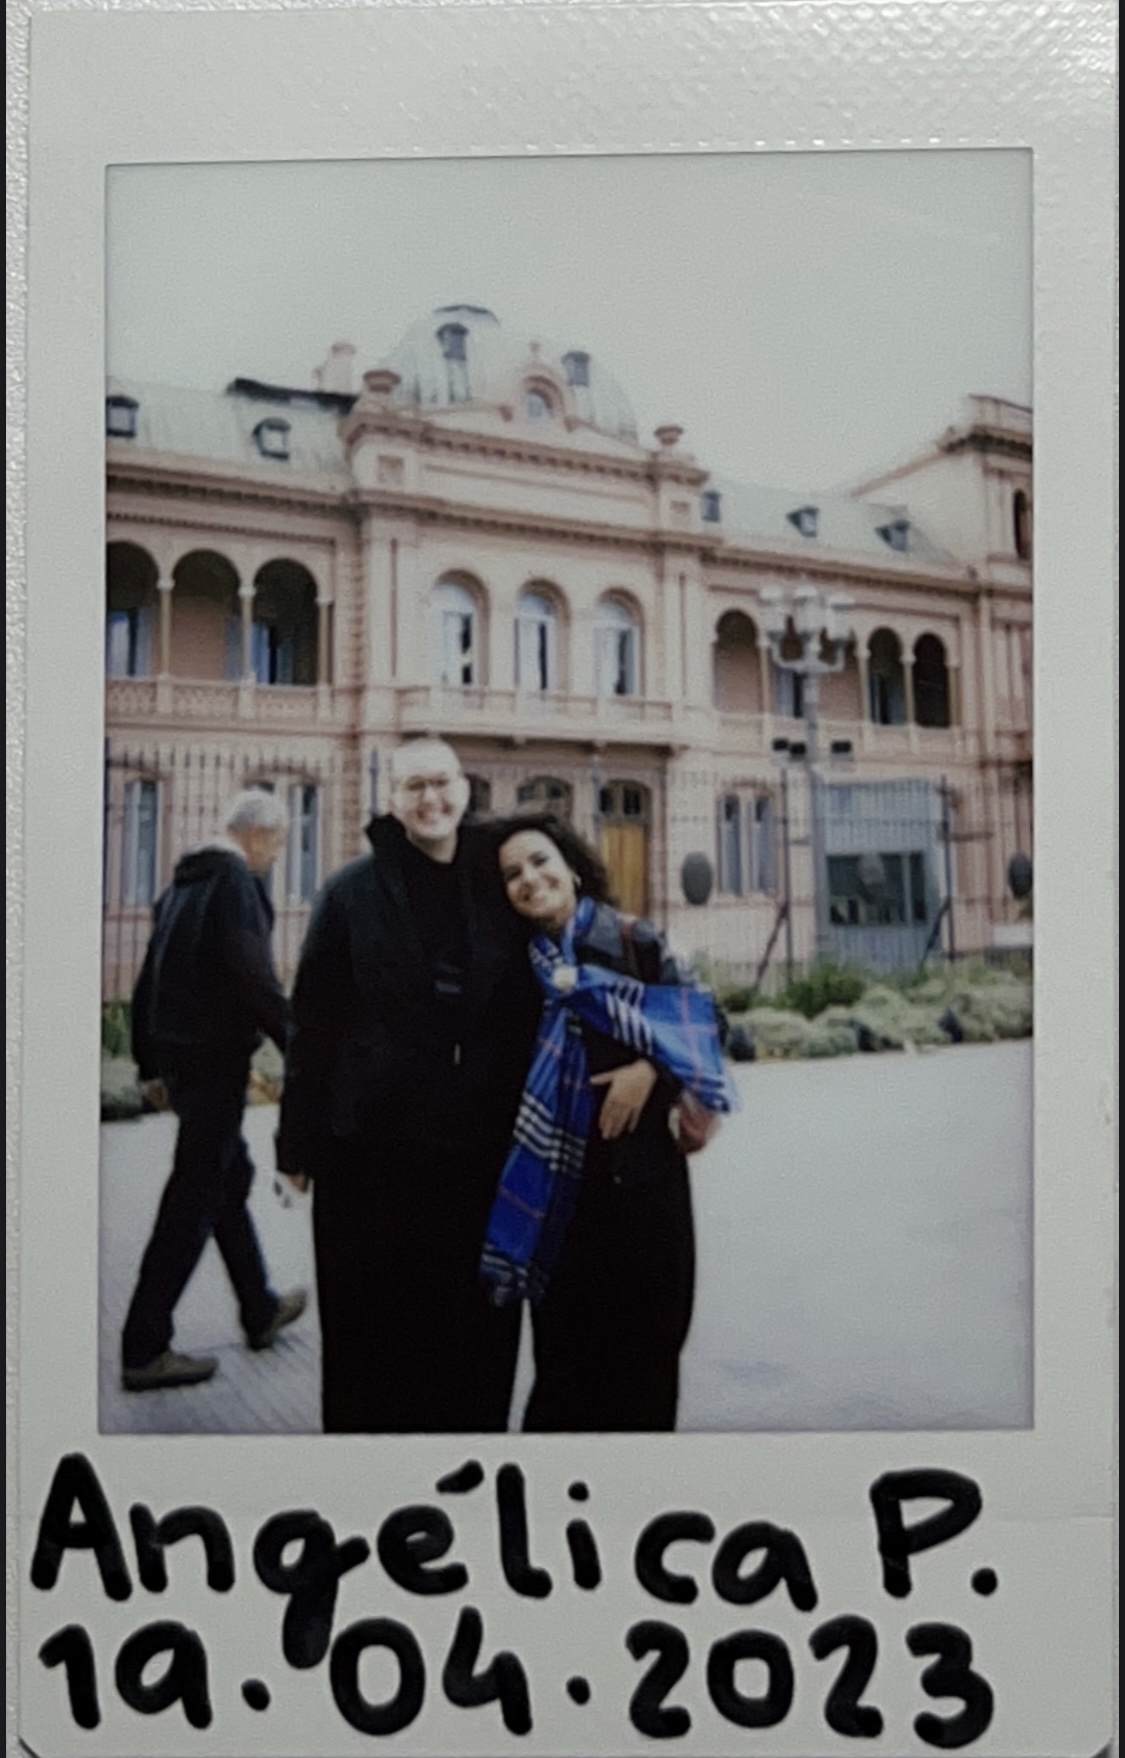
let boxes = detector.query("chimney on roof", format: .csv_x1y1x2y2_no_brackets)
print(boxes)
314,341,357,396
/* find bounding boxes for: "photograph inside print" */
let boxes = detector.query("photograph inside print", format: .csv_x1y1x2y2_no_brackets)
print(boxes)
99,149,1034,1440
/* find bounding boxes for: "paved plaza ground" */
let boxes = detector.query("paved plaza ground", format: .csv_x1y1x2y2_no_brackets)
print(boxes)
98,1039,1032,1436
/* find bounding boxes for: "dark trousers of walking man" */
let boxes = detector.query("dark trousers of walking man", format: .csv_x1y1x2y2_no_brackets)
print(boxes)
121,1059,280,1373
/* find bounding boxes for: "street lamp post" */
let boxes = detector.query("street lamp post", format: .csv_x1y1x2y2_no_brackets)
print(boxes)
759,584,854,962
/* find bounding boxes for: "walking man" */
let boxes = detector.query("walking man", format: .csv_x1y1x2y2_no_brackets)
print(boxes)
275,739,539,1433
121,788,306,1391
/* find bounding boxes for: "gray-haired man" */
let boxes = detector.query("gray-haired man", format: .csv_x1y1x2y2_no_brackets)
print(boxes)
121,789,306,1391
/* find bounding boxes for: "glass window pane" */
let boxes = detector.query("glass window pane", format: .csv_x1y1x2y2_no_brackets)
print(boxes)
753,796,776,893
123,779,158,906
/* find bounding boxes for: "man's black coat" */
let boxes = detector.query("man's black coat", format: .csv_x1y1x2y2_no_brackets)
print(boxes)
131,843,289,1080
275,815,540,1181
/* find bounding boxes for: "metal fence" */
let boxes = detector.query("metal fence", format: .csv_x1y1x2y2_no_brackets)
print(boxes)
101,739,1032,1009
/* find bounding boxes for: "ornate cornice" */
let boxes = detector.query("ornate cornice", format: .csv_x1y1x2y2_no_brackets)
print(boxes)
106,462,994,597
107,454,351,515
940,430,1033,463
340,406,705,487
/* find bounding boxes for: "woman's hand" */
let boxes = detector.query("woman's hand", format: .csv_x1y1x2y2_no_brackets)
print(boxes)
590,1059,658,1139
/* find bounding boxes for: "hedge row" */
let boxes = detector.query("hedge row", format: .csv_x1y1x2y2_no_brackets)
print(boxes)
100,960,1032,1117
723,963,1033,1062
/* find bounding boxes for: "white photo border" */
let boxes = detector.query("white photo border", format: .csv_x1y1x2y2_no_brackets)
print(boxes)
12,4,1117,1754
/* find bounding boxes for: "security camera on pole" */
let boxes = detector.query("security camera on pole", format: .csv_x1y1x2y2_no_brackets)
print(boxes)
758,583,855,963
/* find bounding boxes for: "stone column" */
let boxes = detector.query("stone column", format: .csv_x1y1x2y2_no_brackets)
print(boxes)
977,592,997,757
239,584,256,680
947,659,962,726
856,646,872,753
154,576,174,712
317,598,332,685
758,640,773,714
156,576,173,676
1008,624,1026,729
316,596,333,721
238,584,256,717
904,657,917,750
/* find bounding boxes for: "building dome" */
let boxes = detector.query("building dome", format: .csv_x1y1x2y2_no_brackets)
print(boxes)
379,304,639,442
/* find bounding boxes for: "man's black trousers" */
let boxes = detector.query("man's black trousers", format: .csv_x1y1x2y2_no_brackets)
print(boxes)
312,1137,521,1433
121,1061,278,1370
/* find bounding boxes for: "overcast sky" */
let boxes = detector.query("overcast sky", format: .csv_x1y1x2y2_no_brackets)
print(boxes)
107,150,1031,492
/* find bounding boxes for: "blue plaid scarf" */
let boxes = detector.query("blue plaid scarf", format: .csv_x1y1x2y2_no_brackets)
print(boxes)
480,896,735,1308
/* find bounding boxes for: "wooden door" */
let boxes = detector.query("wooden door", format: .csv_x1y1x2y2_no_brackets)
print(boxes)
600,822,649,917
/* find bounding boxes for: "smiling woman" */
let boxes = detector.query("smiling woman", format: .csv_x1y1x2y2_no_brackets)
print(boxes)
484,812,733,1433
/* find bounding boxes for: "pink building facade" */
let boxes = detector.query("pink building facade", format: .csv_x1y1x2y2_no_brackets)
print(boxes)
104,306,1033,996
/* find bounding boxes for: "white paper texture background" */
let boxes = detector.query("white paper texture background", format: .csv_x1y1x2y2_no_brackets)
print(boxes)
8,3,1117,1755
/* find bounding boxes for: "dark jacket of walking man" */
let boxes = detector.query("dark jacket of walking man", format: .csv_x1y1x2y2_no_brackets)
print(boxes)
121,788,306,1391
275,738,540,1434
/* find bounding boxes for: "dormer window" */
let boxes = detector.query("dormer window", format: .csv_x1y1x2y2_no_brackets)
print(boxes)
562,350,590,388
254,419,291,461
436,323,468,362
701,490,722,524
523,385,555,421
877,518,911,553
106,395,139,440
787,505,819,539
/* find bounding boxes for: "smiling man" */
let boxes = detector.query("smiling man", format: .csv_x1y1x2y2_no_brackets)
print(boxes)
275,738,539,1433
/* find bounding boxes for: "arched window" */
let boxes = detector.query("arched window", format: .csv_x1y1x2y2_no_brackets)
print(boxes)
717,795,743,895
594,596,640,698
713,610,761,714
106,542,158,677
171,549,241,681
867,628,907,725
598,780,649,822
515,589,559,692
701,491,722,523
122,777,160,907
252,560,319,685
1013,489,1032,561
516,776,573,820
913,634,951,728
432,579,481,687
522,382,556,421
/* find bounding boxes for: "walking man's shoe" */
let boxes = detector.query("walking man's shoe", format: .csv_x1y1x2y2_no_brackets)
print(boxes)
248,1288,307,1352
122,1350,218,1392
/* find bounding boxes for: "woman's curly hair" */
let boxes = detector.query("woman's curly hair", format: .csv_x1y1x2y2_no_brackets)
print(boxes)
489,812,617,908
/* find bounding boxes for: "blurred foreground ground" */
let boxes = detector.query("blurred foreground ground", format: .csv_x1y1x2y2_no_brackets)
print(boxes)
99,1039,1032,1435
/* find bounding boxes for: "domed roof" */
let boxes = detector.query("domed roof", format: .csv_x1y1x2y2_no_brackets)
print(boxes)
379,304,639,443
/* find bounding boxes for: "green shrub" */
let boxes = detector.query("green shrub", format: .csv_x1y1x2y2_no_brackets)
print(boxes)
961,983,1033,1040
805,1018,860,1057
102,1001,132,1060
717,985,755,1015
899,1006,954,1047
101,1058,144,1121
743,1007,814,1059
775,961,869,1020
